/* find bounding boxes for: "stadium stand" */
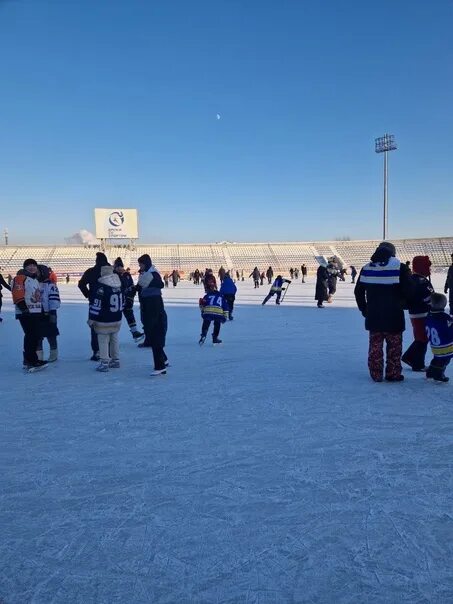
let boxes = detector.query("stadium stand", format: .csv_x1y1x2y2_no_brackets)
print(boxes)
0,237,451,278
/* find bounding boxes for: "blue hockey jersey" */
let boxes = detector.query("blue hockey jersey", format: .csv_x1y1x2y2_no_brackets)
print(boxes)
271,276,290,292
425,311,453,359
199,291,229,322
219,275,237,295
89,273,124,323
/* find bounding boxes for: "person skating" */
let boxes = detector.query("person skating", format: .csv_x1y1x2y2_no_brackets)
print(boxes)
401,256,434,372
266,266,274,285
198,282,229,345
289,268,294,279
250,267,260,288
218,266,226,283
204,269,217,292
444,253,453,314
301,264,307,283
354,241,413,382
137,254,169,376
219,271,237,320
315,263,329,308
88,264,124,372
78,252,110,361
65,273,70,284
327,260,339,302
350,266,357,284
113,257,144,343
425,293,453,382
260,271,265,286
262,275,291,305
36,265,61,363
0,268,11,322
12,259,48,372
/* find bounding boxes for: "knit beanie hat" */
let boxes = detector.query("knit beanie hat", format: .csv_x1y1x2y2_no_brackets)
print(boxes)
23,258,38,269
114,257,124,269
100,264,113,277
412,256,431,277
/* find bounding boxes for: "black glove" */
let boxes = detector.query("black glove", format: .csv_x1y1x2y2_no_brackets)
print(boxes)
49,313,57,324
17,301,29,314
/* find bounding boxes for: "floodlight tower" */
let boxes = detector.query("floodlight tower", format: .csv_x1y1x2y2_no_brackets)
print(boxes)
375,134,397,240
4,228,8,246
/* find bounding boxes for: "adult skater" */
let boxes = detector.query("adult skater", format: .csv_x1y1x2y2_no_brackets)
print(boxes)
78,252,109,360
218,266,226,283
444,253,453,314
327,260,340,302
12,259,48,372
262,275,291,305
219,271,237,320
266,266,274,285
401,256,433,372
250,267,260,288
137,254,169,376
301,264,307,283
354,241,413,382
315,263,329,308
113,257,144,342
350,266,357,284
0,268,11,321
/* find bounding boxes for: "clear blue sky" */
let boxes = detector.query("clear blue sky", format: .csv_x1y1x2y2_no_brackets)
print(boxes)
0,0,452,244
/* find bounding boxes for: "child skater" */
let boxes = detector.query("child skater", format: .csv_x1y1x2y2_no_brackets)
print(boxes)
199,282,229,345
425,293,453,383
88,264,124,372
219,271,237,320
37,264,61,362
262,275,291,305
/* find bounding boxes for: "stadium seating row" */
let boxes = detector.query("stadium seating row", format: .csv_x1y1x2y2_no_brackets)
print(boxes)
0,238,452,277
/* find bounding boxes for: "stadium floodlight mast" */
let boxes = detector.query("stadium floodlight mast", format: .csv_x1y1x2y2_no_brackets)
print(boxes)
375,134,397,240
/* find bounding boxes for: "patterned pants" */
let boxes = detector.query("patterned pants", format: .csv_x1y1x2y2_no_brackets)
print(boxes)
368,332,403,381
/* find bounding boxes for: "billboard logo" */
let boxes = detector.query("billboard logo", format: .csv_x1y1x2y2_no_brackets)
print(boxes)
108,211,125,227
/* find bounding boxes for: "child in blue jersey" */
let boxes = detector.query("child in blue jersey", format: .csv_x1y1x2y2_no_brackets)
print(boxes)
262,275,291,305
425,293,453,383
198,283,229,345
88,265,124,372
219,271,237,320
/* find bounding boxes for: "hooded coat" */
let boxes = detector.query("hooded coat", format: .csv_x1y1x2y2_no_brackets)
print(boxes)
354,245,413,333
315,265,329,302
78,253,109,303
89,269,123,333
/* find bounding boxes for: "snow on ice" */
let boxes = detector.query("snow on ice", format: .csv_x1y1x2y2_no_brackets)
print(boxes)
0,275,452,603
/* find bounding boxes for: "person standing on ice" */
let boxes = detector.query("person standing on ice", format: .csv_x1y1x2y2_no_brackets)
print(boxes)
198,281,229,345
401,256,434,372
425,293,453,383
266,266,274,284
78,252,109,361
250,267,260,288
219,271,237,320
218,266,226,283
326,260,339,302
0,268,11,322
262,275,291,305
354,241,413,382
137,254,169,376
350,266,357,284
88,264,124,372
36,264,61,363
301,264,307,283
12,258,48,372
315,263,329,308
444,253,453,314
113,257,144,343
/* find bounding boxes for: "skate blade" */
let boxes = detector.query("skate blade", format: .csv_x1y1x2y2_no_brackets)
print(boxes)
25,365,48,374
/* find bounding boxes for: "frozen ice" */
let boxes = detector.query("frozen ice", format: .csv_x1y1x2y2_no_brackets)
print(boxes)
0,275,452,603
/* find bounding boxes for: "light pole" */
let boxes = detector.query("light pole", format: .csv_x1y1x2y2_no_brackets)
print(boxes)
4,228,8,246
375,134,397,240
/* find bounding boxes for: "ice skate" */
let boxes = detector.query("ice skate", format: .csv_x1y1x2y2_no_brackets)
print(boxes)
199,335,206,346
90,352,100,361
96,361,109,372
109,359,120,369
150,368,167,376
212,338,222,345
132,331,145,343
24,361,48,373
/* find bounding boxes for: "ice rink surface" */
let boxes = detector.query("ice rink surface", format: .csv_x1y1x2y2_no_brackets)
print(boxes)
1,275,452,603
